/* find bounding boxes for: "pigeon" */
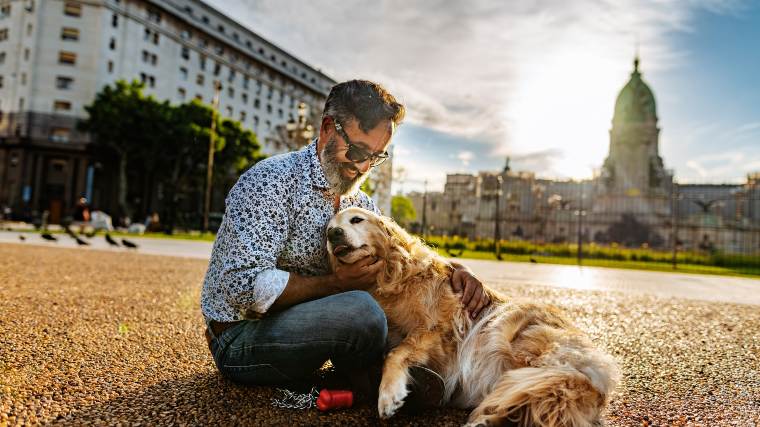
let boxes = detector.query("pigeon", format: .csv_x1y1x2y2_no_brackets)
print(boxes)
530,257,538,264
75,236,89,246
18,235,26,241
121,238,138,249
105,233,120,247
65,227,78,238
41,233,57,241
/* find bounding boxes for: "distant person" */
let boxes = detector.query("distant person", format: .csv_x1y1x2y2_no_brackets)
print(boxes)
200,80,490,404
72,197,91,233
145,212,161,232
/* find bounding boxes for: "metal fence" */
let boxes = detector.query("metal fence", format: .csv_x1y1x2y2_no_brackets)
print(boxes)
409,178,760,276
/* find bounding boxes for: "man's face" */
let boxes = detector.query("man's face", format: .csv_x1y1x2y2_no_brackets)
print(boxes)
319,117,393,196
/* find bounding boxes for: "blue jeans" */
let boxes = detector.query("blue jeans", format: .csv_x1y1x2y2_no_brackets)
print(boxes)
207,290,388,387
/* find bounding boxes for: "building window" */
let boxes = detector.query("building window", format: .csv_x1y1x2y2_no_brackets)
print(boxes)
23,48,29,60
58,51,76,65
195,94,203,102
19,97,24,110
142,50,157,65
0,29,8,41
265,120,271,130
228,69,235,82
241,93,247,104
54,100,72,111
278,108,283,119
243,76,249,89
112,13,118,28
225,106,232,117
109,37,116,50
239,111,246,122
64,2,82,17
0,52,4,64
227,87,234,99
20,73,26,85
140,73,155,88
181,46,189,60
51,128,70,142
196,74,204,86
0,76,3,88
61,27,79,41
107,60,114,73
146,6,161,23
179,66,188,81
180,29,191,40
199,55,206,70
253,115,259,127
213,62,220,76
0,5,9,18
153,32,159,45
56,76,74,89
217,24,224,33
254,99,260,109
266,104,272,114
214,45,223,55
177,87,186,100
232,32,239,42
26,23,32,36
201,15,209,24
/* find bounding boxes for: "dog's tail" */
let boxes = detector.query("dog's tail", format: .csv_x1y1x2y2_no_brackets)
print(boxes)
468,355,619,427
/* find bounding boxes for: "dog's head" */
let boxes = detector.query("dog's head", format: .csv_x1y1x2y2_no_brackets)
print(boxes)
327,206,419,262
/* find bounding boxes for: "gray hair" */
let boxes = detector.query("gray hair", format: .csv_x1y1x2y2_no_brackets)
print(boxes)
322,80,405,133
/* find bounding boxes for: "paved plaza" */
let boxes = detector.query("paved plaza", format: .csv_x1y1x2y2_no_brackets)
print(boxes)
1,241,759,425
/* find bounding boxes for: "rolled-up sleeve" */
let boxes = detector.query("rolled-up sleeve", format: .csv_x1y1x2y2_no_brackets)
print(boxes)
216,166,291,316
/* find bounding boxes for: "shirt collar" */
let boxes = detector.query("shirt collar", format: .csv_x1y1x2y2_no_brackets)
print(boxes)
307,139,331,190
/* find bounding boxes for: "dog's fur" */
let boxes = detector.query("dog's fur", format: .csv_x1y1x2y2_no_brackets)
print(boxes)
326,207,620,427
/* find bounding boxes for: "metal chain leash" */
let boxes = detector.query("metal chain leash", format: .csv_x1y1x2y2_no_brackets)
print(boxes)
271,386,320,410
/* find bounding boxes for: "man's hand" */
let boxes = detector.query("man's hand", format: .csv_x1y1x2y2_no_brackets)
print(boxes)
451,265,490,319
333,256,385,292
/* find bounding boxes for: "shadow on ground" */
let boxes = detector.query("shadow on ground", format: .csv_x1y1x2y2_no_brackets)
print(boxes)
62,372,470,426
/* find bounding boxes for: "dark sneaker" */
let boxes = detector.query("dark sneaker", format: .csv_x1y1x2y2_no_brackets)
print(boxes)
401,365,445,413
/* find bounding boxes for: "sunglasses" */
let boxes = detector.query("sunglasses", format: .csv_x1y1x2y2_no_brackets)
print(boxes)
333,120,389,167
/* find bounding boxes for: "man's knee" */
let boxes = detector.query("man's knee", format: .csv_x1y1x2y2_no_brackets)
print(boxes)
334,290,387,349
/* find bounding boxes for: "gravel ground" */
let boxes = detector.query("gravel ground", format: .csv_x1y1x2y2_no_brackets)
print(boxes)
1,244,759,426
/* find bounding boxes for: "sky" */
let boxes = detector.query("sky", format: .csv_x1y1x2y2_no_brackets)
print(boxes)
206,0,760,193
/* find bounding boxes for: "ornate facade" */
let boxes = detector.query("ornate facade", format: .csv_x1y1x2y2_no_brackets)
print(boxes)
409,58,759,254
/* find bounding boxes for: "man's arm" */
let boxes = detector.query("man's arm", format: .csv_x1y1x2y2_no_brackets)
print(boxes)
269,256,385,312
450,261,490,319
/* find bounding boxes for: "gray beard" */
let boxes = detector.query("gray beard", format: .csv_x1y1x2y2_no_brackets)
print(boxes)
320,137,371,196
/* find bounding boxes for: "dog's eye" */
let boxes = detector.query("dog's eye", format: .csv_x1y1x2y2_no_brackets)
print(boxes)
350,216,364,224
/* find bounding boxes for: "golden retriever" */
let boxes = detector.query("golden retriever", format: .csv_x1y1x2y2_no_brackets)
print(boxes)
326,207,620,427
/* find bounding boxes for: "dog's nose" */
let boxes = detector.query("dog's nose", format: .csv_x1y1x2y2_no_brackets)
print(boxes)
327,226,344,243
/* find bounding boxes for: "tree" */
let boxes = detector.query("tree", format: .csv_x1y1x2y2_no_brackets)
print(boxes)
79,80,172,218
391,195,416,228
80,80,264,231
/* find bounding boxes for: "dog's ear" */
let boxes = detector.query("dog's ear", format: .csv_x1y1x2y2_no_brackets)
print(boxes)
373,215,416,295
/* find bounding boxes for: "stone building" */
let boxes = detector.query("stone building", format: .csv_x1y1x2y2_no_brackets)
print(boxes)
408,58,759,254
0,0,335,224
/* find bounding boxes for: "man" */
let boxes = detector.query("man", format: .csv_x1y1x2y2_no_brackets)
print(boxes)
201,80,489,403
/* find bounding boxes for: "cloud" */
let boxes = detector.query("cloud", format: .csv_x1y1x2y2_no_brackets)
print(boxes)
457,151,474,167
206,0,750,179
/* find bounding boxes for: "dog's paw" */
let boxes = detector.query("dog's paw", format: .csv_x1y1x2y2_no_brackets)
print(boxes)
377,372,409,419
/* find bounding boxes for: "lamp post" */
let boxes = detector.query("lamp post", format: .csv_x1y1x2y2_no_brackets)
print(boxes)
494,175,503,260
283,102,315,151
574,183,587,265
203,80,222,234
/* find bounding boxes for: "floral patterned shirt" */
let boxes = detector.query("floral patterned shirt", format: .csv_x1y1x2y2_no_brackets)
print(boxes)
201,140,380,322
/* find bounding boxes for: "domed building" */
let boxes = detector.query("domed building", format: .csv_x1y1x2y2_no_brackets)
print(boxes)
594,57,673,217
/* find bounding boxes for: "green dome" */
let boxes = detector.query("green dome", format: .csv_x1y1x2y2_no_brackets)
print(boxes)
613,58,657,124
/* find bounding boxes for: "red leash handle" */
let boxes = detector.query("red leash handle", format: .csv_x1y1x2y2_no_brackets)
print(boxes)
316,389,353,411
